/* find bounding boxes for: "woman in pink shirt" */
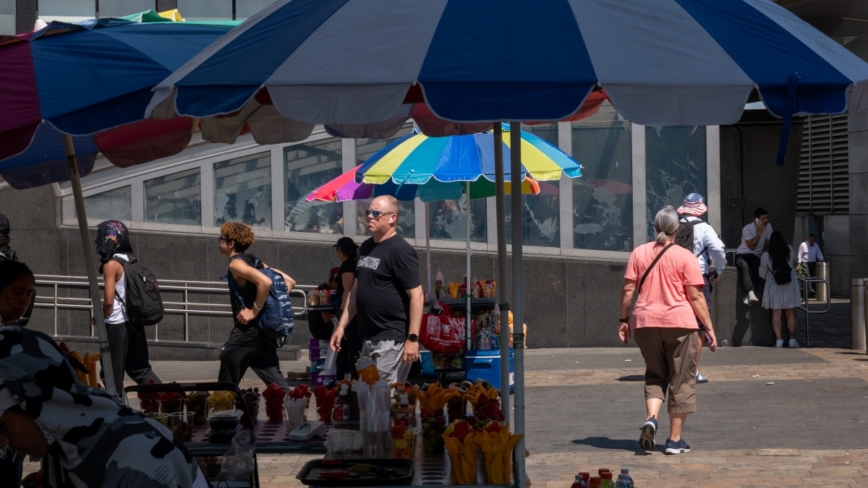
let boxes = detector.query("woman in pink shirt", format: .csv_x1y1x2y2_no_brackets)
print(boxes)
618,206,717,455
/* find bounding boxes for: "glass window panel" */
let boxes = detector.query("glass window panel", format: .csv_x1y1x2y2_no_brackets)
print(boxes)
284,138,343,234
429,194,486,243
214,152,272,229
645,126,707,240
39,0,95,22
0,0,15,37
99,0,154,18
236,0,279,19
571,102,634,251
82,186,131,222
356,124,416,238
176,0,232,20
503,123,559,247
144,168,202,225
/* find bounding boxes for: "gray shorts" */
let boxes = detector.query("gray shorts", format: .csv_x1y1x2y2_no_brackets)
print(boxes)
362,340,412,385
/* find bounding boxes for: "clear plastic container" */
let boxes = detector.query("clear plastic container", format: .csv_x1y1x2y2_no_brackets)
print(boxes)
208,409,243,431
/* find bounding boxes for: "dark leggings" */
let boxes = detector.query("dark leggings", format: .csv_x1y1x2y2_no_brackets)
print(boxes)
102,321,161,397
735,253,761,293
336,318,362,381
218,343,290,393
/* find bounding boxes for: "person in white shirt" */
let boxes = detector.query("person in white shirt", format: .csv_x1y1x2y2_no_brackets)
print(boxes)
677,193,725,385
735,208,773,306
798,234,824,295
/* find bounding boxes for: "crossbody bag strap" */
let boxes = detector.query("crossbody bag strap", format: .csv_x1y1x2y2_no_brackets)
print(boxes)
638,244,674,295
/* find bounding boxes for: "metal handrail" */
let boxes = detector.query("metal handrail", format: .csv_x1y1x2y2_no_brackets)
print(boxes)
33,274,313,343
797,275,832,346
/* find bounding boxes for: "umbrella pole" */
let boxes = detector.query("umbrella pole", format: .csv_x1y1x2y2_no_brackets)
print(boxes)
465,181,472,351
493,123,510,420
509,122,526,488
62,134,117,397
425,202,432,303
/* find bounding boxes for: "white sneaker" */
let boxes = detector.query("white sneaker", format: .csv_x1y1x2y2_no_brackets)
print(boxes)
743,294,751,306
748,291,759,303
789,339,799,348
775,339,784,348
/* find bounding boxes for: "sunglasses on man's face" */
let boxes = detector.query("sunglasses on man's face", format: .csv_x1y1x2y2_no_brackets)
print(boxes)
365,209,393,220
217,236,229,243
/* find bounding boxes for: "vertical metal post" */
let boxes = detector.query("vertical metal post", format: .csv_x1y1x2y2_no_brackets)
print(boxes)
63,134,117,396
509,122,526,488
425,203,432,302
494,123,510,420
53,283,58,336
852,278,866,350
184,285,190,342
466,181,472,351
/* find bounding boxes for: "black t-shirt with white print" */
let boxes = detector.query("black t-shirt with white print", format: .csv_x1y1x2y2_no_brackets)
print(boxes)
355,235,420,342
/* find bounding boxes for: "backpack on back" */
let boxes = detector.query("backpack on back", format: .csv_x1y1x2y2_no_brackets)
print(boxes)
227,256,294,348
113,257,164,326
674,218,704,253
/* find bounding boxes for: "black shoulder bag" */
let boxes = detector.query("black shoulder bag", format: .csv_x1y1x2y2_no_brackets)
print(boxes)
637,244,675,295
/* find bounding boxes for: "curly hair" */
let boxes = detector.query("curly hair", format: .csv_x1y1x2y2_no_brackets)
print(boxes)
220,222,255,252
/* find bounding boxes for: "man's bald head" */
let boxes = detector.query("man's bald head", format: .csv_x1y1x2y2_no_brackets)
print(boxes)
372,195,400,216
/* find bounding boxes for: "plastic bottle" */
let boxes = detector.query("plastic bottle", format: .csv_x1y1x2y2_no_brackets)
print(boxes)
393,393,413,429
332,384,352,428
600,471,615,488
721,339,730,347
435,269,444,299
578,472,590,488
619,469,633,487
570,475,583,488
614,473,633,488
588,476,602,488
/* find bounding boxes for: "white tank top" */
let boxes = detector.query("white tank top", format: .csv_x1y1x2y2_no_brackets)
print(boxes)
105,254,129,324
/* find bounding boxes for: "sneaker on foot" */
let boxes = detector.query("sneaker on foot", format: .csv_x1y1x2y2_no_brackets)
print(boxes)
748,290,759,303
695,371,708,383
789,338,799,348
743,294,751,306
664,438,691,455
775,339,784,348
639,417,658,451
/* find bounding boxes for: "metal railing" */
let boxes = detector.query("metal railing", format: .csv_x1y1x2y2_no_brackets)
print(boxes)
33,274,314,343
797,275,832,346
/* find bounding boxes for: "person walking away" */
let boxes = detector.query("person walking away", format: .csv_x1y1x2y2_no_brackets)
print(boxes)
0,327,209,488
0,260,35,486
94,220,161,397
735,208,773,305
333,237,362,380
330,196,424,385
0,214,35,326
217,222,293,392
797,233,824,296
676,194,725,384
618,206,717,455
760,231,801,348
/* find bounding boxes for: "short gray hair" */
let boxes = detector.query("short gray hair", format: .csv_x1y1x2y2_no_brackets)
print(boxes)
654,206,680,245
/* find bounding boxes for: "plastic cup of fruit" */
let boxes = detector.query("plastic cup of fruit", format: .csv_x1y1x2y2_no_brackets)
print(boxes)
159,398,183,414
168,412,194,441
147,412,169,426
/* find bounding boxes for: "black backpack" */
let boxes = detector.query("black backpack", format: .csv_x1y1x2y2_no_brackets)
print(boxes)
674,218,705,254
113,256,164,326
771,262,793,285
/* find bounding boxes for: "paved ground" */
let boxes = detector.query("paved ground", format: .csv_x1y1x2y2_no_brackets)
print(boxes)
22,319,868,487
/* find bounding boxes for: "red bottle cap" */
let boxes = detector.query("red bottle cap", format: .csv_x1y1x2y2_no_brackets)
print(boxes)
598,469,610,475
601,472,613,479
579,472,590,480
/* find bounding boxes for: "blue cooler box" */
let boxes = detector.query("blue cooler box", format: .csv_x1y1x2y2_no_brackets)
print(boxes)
419,350,436,377
465,349,514,393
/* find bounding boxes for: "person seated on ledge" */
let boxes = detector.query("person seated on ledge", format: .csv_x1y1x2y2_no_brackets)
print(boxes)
0,327,208,488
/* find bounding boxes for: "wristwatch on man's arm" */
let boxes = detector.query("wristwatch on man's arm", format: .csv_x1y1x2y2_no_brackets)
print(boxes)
618,317,629,324
407,333,419,342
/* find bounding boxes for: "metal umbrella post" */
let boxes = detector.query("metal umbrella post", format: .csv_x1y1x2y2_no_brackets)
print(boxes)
466,180,472,351
493,123,510,420
509,122,526,488
425,202,432,302
62,134,117,396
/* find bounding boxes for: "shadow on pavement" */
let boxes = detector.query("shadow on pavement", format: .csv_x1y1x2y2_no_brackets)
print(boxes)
617,375,645,382
571,436,649,455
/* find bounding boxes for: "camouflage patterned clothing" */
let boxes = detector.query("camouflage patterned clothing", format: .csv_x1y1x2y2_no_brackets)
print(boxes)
0,327,205,488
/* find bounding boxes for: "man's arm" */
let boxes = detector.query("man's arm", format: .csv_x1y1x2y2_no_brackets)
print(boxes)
705,227,727,279
229,259,272,325
798,242,808,264
744,224,763,250
816,245,824,262
402,285,424,364
331,280,357,352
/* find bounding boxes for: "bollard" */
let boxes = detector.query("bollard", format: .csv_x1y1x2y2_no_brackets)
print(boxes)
854,279,867,351
816,262,830,302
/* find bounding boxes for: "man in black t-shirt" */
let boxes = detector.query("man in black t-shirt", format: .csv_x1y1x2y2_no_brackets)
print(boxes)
330,196,423,384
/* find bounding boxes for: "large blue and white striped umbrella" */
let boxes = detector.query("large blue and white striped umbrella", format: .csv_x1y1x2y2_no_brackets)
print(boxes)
149,0,868,140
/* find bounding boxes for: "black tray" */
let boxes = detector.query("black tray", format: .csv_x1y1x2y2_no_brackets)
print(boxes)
296,459,414,486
